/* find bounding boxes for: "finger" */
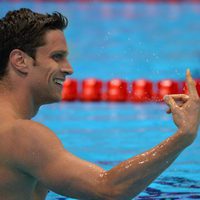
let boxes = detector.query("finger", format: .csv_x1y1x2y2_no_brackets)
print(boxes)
166,94,189,103
166,108,171,114
186,69,199,98
164,94,189,114
164,95,179,113
166,102,184,114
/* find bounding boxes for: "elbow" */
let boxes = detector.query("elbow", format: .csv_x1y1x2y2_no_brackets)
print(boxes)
98,186,139,200
96,182,127,200
92,171,137,200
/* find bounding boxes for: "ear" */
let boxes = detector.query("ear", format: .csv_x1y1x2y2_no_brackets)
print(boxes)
9,49,30,75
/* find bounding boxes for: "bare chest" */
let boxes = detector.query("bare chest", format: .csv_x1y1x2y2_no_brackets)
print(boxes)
0,162,36,200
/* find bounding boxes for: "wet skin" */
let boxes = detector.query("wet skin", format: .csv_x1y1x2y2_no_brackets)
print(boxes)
0,28,199,200
0,30,73,200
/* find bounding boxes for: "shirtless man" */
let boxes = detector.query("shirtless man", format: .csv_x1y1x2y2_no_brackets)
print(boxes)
0,8,199,200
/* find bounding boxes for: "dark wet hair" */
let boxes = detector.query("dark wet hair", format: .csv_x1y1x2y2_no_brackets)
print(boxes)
0,8,68,79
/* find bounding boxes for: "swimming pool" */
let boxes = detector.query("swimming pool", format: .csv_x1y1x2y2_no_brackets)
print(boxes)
1,1,200,81
36,102,200,199
1,1,200,199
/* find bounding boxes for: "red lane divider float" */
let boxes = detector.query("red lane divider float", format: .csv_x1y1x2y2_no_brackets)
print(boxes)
155,79,179,102
181,79,200,96
80,78,102,101
130,79,153,103
105,79,128,102
62,79,78,101
62,78,200,103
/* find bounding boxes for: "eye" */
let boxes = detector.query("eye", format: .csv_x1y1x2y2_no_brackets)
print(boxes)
52,54,64,61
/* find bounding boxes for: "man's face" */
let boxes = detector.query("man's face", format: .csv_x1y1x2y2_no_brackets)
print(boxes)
29,29,73,105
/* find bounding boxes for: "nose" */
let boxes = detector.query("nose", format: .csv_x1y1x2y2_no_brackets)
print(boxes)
61,61,74,75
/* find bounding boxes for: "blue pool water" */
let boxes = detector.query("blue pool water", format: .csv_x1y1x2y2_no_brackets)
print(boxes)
1,2,200,81
35,102,200,200
1,1,200,199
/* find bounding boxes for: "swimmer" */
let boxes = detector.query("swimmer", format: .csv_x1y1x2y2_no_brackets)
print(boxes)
0,8,199,200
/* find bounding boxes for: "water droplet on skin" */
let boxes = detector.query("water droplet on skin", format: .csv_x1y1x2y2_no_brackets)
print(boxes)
139,161,145,164
159,145,164,149
127,160,132,164
89,164,98,171
152,152,157,157
166,138,170,142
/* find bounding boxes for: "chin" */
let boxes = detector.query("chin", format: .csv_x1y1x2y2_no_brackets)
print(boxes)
42,94,62,105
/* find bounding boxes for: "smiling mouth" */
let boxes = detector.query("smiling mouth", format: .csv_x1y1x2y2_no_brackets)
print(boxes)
53,78,65,86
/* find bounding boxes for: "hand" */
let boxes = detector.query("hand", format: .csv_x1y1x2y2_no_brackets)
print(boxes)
164,69,200,144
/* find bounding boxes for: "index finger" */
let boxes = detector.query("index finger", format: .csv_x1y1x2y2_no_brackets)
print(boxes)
186,69,199,98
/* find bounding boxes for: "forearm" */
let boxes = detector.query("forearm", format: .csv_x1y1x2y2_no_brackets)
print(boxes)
96,70,200,199
101,129,189,199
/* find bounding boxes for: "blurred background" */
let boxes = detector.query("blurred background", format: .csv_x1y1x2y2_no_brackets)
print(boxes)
1,0,200,82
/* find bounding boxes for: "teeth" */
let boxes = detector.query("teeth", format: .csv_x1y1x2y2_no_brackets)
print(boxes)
54,79,64,86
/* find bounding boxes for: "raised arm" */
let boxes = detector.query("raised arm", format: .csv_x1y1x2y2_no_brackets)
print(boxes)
12,70,200,200
101,69,200,199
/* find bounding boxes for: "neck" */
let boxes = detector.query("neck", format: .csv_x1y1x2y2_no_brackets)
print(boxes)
0,82,39,120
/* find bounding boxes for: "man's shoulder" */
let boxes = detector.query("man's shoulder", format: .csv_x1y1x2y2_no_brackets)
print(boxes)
4,119,63,166
0,119,64,177
11,119,61,147
0,119,47,143
13,119,47,130
13,119,54,137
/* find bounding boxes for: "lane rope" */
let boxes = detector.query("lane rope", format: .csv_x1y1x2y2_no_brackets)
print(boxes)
62,78,200,102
